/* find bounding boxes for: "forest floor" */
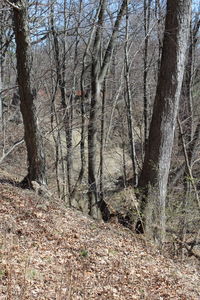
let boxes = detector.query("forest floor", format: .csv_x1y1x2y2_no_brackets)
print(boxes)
0,181,200,299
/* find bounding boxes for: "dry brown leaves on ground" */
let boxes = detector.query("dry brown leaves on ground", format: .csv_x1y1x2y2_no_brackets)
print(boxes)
0,183,200,299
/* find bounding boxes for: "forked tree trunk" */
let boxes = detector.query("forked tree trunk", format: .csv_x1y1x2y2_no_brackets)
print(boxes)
12,0,46,187
88,0,128,220
138,0,191,244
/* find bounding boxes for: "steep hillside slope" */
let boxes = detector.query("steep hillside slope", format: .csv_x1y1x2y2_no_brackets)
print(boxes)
0,182,200,299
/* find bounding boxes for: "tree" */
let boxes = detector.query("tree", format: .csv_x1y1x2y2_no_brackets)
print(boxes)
0,1,14,131
50,1,73,201
124,3,138,186
137,0,191,244
87,0,129,220
11,0,46,187
143,0,151,149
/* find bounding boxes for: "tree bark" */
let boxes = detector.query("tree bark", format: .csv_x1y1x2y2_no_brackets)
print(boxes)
12,0,46,187
138,0,191,244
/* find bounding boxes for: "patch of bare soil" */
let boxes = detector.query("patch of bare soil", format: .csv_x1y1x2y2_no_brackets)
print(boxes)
0,183,200,299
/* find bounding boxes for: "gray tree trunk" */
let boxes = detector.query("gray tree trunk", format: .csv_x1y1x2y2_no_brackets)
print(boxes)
138,0,191,245
88,0,128,220
0,69,3,131
124,5,138,186
12,0,46,187
50,3,73,202
143,0,151,149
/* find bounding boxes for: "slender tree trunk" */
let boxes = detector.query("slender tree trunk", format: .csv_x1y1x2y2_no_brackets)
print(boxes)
49,76,62,197
99,80,106,207
47,5,66,199
98,79,111,220
0,3,5,132
138,0,191,245
155,0,162,70
0,65,3,132
50,4,73,202
88,77,101,218
168,17,200,190
122,140,127,187
169,122,200,190
62,0,73,201
124,5,138,186
178,18,200,249
88,0,106,219
143,0,151,149
71,0,99,198
70,0,85,199
180,17,200,144
178,118,200,257
12,0,46,187
88,0,128,219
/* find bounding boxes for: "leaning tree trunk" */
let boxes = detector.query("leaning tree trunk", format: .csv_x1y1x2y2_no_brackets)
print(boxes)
12,0,46,187
137,0,191,245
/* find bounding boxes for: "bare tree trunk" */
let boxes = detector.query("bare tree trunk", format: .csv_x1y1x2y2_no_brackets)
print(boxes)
143,0,151,149
70,69,86,198
99,80,110,219
168,16,200,191
169,122,200,190
178,117,200,257
138,0,191,245
180,17,200,143
88,0,128,219
62,0,73,201
12,0,46,187
50,4,72,203
178,17,200,252
99,80,105,204
0,66,3,132
124,5,138,186
49,74,63,198
47,5,67,199
0,3,5,131
70,0,88,198
88,77,101,218
0,3,13,132
155,0,163,70
88,0,107,219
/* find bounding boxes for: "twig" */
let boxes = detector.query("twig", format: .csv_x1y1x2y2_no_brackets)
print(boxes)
171,233,200,261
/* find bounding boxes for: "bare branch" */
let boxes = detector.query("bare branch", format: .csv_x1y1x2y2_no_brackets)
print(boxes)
0,139,24,165
5,0,21,11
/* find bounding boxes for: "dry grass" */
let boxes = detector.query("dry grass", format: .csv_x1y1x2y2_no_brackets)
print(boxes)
0,182,200,299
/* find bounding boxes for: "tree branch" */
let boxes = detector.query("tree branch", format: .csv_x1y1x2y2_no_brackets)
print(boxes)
5,0,21,11
99,0,129,83
0,139,24,164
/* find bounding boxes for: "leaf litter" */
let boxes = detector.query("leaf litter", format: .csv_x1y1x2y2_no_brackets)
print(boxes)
0,183,200,299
